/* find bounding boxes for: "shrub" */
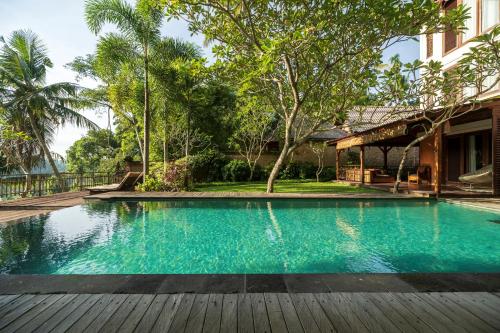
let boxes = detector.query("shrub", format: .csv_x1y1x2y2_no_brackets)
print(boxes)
189,149,228,183
319,166,337,181
299,162,316,180
164,159,190,191
279,161,301,179
137,175,168,192
251,164,264,181
223,159,251,182
137,160,190,192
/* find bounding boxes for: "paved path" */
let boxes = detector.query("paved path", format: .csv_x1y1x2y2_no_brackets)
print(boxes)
0,292,499,332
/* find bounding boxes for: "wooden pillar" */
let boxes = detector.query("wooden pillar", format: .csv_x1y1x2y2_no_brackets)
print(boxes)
336,149,341,180
433,126,442,194
492,108,500,196
360,146,365,184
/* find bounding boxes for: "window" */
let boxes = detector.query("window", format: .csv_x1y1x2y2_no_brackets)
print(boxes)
426,33,433,57
463,0,478,41
444,0,459,53
481,0,500,31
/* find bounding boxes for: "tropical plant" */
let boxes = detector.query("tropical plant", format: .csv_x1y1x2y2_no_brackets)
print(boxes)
0,30,97,188
85,0,164,176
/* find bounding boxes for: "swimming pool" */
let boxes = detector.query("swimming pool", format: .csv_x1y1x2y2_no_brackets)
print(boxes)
0,199,499,274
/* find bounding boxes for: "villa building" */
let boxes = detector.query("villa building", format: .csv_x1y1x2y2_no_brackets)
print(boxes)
330,0,500,195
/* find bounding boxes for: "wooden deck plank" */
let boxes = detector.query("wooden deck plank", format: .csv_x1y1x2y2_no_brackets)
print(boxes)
34,294,96,333
367,292,434,333
220,294,238,333
185,294,210,333
134,294,170,333
324,293,369,333
251,293,271,333
0,295,35,318
0,294,63,332
349,293,401,333
165,293,195,333
0,294,51,330
458,292,500,313
289,293,321,333
237,293,254,333
99,294,143,333
203,294,223,333
63,294,114,333
299,293,335,333
0,292,496,332
393,293,467,333
264,293,288,333
0,191,88,223
5,294,76,333
118,294,155,332
150,294,184,333
80,294,128,332
416,293,497,333
337,293,388,333
443,293,500,330
276,293,305,333
313,293,353,333
0,295,21,311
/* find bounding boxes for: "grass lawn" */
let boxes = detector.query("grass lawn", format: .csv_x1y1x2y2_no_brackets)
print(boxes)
194,180,380,193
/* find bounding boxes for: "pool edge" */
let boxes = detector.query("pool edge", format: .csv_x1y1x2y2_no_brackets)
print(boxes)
1,273,499,294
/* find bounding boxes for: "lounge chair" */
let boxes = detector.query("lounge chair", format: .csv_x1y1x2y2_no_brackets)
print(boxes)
459,164,492,185
408,165,431,185
88,172,143,194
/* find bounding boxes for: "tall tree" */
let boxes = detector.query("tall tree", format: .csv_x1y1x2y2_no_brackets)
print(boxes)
85,0,164,176
0,30,97,188
163,0,466,192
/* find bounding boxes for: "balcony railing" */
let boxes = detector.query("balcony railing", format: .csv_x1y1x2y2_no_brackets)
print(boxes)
0,172,123,200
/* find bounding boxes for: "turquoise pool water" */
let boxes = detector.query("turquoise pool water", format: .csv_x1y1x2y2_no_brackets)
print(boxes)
0,199,499,274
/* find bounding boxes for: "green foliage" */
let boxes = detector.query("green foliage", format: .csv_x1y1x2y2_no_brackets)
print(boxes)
0,30,97,181
319,167,337,182
222,159,251,182
279,161,316,180
66,129,119,173
188,149,228,183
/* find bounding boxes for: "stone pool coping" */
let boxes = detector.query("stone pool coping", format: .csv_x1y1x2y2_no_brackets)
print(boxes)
0,273,499,294
84,191,420,201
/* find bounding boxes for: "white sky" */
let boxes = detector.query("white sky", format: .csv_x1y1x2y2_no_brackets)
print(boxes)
0,0,419,157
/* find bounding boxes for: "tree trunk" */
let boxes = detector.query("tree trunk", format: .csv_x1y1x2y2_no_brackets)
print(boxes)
163,136,169,174
27,109,63,190
393,134,429,193
266,120,294,193
143,44,150,176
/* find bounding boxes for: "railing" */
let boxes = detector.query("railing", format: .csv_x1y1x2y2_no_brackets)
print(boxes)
338,165,418,182
0,172,123,200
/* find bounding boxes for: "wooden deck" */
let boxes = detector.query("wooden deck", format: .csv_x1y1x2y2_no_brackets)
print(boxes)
0,191,89,224
0,292,499,332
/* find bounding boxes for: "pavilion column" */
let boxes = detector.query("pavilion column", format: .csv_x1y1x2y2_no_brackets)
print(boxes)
433,125,443,194
336,149,341,180
360,146,365,184
378,145,392,172
492,107,500,196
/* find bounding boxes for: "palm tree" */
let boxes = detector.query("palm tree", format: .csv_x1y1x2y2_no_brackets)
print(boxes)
0,30,97,188
85,0,163,176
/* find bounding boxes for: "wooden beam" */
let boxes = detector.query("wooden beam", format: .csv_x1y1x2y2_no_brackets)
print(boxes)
433,126,443,195
336,150,341,180
360,146,365,184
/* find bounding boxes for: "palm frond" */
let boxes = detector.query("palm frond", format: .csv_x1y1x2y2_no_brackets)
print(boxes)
85,0,140,37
